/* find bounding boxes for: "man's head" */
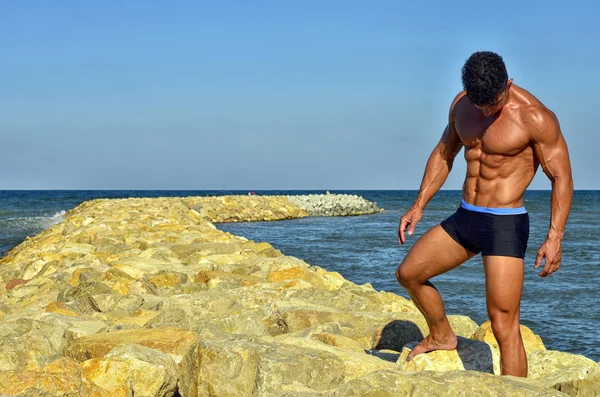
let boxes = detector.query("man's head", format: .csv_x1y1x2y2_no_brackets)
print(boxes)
461,51,512,116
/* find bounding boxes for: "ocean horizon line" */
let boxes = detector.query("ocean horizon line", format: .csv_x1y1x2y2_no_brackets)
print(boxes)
1,189,597,192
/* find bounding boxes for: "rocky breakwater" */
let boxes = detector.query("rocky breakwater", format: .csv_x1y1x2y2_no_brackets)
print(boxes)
0,195,597,396
285,192,384,217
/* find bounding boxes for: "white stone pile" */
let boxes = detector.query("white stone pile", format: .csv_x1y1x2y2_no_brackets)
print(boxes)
285,192,384,217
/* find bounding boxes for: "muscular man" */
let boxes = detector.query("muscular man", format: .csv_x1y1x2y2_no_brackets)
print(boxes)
395,51,573,377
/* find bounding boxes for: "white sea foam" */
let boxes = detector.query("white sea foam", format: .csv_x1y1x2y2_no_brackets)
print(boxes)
2,210,66,232
49,210,66,226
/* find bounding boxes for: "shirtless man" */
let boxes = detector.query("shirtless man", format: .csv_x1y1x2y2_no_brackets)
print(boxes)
395,51,573,377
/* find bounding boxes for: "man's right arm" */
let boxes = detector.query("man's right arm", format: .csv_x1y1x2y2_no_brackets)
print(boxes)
398,97,464,244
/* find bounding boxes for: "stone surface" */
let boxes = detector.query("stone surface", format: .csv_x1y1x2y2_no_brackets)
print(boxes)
527,350,600,389
82,344,178,397
45,302,81,317
285,193,384,217
37,312,108,341
0,195,593,396
472,320,546,355
398,336,500,375
179,338,348,396
553,375,600,396
326,369,567,396
0,319,65,371
0,357,109,396
64,326,198,363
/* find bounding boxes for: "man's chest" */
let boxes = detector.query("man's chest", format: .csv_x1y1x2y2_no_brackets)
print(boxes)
455,115,531,156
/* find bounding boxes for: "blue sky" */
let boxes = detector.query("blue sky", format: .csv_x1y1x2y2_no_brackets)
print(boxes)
1,1,598,190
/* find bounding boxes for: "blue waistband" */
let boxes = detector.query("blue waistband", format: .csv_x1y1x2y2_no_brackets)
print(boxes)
460,199,527,215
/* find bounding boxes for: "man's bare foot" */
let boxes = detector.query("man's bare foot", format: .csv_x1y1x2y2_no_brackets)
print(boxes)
406,334,458,361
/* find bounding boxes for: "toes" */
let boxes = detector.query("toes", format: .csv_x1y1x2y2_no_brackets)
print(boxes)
406,344,424,361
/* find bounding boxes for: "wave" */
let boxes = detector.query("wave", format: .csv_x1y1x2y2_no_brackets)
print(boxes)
49,210,66,225
0,210,66,234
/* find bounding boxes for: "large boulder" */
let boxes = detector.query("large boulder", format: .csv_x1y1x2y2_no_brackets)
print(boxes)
0,318,66,371
397,336,499,374
0,357,109,396
179,338,347,396
81,344,178,397
553,374,600,396
325,369,566,396
471,320,546,355
527,350,600,389
64,326,197,364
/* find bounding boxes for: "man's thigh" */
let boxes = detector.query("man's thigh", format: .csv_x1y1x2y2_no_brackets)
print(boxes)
397,224,475,283
483,255,525,316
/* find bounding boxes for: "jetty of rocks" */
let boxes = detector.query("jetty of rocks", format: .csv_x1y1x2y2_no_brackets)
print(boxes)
0,194,597,396
285,192,384,217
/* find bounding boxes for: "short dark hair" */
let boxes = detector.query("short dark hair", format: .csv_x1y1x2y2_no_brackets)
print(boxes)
461,51,508,106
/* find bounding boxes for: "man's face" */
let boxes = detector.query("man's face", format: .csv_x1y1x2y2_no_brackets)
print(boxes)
473,78,513,117
475,90,508,117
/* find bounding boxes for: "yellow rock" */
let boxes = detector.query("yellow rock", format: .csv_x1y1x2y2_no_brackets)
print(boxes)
64,326,198,363
82,359,131,397
260,335,397,381
195,270,263,285
0,194,595,397
554,375,600,396
267,267,309,282
471,320,546,355
21,259,47,279
45,301,81,317
398,337,500,375
114,310,161,327
0,357,109,396
280,279,313,289
40,252,64,263
93,251,122,264
377,291,418,313
527,350,600,388
150,272,186,288
81,344,178,397
241,278,260,287
60,242,96,255
330,369,565,396
448,315,480,339
100,268,136,294
68,267,93,287
112,262,148,279
311,332,366,352
35,233,64,247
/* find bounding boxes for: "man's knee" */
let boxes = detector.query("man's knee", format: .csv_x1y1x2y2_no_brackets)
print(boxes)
489,311,521,343
395,262,418,288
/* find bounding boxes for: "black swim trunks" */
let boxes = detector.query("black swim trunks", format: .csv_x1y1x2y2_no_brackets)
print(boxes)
440,199,529,259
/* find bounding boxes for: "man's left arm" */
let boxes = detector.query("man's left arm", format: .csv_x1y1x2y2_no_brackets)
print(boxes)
528,107,574,278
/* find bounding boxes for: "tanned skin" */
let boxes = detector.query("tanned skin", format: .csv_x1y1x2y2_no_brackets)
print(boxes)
395,80,573,377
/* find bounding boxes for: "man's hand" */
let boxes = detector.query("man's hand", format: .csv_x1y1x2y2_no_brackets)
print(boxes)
398,207,423,245
535,237,562,278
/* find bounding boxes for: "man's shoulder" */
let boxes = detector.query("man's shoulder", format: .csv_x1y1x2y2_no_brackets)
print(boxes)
450,91,469,108
448,91,469,117
511,85,558,131
516,105,558,134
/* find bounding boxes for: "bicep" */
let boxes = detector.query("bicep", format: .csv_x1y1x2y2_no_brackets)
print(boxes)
433,93,465,163
437,120,463,162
